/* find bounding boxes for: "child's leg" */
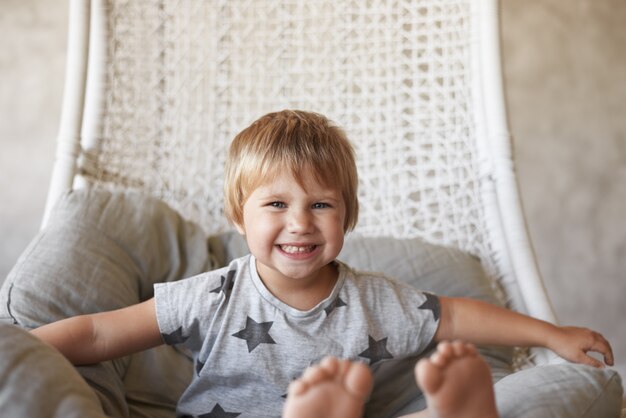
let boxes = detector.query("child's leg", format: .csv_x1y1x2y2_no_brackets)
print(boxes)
282,356,373,418
400,341,499,418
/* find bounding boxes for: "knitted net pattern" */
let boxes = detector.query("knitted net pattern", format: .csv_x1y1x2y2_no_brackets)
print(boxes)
81,0,498,281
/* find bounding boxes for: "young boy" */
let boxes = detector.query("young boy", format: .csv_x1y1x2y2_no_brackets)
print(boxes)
32,110,613,418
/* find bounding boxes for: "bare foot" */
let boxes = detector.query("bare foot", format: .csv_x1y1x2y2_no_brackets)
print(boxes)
282,356,373,418
415,341,498,418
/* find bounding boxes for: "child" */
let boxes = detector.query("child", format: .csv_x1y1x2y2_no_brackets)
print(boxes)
32,110,613,418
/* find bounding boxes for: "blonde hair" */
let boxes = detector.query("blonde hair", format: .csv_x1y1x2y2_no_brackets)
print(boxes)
224,110,359,232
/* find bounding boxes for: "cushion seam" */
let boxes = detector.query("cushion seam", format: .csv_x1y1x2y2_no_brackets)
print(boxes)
5,283,18,325
581,371,620,417
3,231,48,327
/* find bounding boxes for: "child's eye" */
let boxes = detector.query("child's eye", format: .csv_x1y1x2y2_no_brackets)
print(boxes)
312,202,330,209
269,201,286,208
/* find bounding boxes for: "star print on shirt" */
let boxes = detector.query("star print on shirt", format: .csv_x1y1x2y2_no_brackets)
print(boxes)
324,297,347,316
358,335,394,365
232,316,277,352
210,269,236,295
196,403,241,417
418,292,440,321
161,326,189,345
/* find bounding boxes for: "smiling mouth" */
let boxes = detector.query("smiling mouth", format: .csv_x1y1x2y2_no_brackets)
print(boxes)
279,245,317,254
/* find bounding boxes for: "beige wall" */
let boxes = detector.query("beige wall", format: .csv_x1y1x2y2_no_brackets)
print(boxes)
1,0,625,377
0,0,65,275
502,0,626,373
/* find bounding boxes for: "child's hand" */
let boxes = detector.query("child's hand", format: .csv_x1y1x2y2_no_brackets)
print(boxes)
548,326,614,368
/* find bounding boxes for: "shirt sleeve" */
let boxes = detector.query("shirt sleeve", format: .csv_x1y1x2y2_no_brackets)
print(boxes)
392,284,441,355
153,271,224,352
349,273,442,357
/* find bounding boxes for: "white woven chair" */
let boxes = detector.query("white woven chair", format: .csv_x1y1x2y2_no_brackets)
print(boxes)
44,0,557,364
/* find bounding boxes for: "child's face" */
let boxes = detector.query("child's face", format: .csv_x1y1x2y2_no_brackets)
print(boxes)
235,170,346,290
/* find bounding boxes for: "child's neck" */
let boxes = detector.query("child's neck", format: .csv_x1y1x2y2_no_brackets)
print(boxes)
257,262,339,311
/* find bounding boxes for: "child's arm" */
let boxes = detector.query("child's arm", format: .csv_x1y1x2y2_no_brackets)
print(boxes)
434,296,614,368
31,298,162,365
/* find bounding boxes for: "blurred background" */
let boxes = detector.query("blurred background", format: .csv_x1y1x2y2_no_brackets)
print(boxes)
1,0,625,377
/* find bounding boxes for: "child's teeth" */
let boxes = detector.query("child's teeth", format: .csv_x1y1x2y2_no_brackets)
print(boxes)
282,245,314,254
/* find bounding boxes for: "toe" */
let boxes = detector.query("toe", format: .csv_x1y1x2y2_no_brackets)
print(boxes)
430,351,446,367
319,356,340,375
451,341,468,356
287,379,308,397
464,343,477,355
344,361,373,399
416,358,445,394
302,365,331,386
437,341,454,358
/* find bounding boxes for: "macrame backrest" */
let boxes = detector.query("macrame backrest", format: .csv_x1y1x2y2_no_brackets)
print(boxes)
83,0,489,249
47,0,557,348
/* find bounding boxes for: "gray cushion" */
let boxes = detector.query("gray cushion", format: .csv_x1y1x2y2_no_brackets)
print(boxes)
494,363,623,418
0,322,106,418
387,361,624,418
0,188,213,418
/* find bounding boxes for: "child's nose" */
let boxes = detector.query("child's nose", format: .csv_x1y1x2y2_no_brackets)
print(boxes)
287,209,314,233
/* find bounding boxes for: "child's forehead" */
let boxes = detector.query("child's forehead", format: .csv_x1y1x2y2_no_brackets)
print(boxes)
253,169,339,196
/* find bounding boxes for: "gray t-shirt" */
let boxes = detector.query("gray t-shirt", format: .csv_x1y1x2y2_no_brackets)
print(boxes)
154,255,440,418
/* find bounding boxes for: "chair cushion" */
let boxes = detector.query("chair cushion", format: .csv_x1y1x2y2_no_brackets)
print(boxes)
0,188,213,418
494,362,623,418
0,322,106,418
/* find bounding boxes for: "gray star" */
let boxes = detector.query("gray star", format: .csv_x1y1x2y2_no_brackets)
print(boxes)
161,326,188,345
198,403,241,417
418,292,440,321
232,316,277,352
210,269,236,295
324,297,347,315
358,335,393,365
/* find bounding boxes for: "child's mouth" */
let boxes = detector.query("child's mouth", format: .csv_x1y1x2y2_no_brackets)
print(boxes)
279,245,317,254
